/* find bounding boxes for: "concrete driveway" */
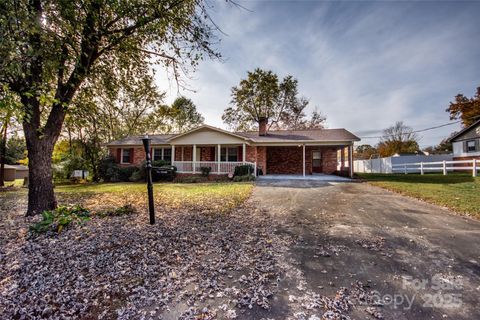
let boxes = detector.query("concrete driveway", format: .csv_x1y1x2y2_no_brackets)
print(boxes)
252,179,480,319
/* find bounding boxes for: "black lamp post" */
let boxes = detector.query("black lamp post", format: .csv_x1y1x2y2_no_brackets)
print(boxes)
142,135,155,225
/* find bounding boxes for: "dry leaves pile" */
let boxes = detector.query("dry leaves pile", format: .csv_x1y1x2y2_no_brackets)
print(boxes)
0,186,382,319
0,196,289,319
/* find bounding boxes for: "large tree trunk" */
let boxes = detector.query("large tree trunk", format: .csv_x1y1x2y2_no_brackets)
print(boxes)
22,95,64,216
26,141,56,215
0,125,6,187
0,115,9,187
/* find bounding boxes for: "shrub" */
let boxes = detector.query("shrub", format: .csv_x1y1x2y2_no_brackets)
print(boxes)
234,164,254,177
129,169,144,182
175,175,207,183
152,159,171,167
98,156,120,182
200,166,212,177
233,175,256,182
117,166,137,182
30,205,90,234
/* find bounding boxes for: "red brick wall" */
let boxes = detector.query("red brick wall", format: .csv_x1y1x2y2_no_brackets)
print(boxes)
267,146,303,174
174,146,193,161
264,146,338,175
321,148,338,174
108,144,341,175
246,145,257,162
200,147,216,161
257,146,267,175
109,147,145,166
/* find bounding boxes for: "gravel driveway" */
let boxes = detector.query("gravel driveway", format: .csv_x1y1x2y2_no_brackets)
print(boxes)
252,179,480,320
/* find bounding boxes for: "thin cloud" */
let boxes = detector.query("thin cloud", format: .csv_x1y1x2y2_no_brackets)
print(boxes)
156,1,479,147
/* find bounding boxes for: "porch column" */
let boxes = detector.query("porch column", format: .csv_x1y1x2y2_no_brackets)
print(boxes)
193,144,196,174
217,144,221,173
349,144,354,178
242,143,246,163
302,144,306,177
171,145,175,164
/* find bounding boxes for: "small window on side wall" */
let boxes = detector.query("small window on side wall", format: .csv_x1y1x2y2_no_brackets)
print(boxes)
121,148,131,164
466,140,476,152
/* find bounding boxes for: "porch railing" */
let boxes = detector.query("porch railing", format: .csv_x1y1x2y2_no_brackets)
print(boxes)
173,161,256,175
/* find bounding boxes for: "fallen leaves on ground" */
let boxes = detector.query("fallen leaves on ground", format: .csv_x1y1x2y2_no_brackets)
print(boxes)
0,184,386,319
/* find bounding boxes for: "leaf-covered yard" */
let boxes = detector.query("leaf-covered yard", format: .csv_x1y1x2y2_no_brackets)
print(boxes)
1,182,289,319
1,182,254,216
1,181,388,319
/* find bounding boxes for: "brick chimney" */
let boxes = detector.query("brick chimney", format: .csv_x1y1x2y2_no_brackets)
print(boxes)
258,117,268,136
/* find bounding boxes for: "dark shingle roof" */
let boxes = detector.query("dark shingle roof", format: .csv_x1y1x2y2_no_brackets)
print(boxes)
106,127,360,146
106,134,176,146
236,128,360,142
449,119,480,142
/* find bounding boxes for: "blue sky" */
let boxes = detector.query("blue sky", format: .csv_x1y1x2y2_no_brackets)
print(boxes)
157,0,480,147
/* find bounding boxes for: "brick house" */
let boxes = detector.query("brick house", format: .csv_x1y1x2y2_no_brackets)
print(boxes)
450,119,480,161
106,119,360,177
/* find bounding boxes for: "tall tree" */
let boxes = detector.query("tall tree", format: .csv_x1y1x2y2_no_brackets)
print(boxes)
0,86,21,186
151,96,204,133
446,87,480,127
355,144,378,160
423,136,453,155
222,68,325,131
5,136,27,165
376,122,420,157
0,0,222,215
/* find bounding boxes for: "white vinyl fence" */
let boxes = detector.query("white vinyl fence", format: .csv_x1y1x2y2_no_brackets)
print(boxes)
354,154,453,174
392,159,479,177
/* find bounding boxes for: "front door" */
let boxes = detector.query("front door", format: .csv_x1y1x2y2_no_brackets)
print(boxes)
312,150,322,173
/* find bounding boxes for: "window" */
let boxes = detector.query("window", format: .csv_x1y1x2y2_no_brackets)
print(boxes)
312,151,321,167
163,148,172,162
466,140,476,152
220,147,238,162
220,148,226,162
153,148,172,162
228,147,238,162
121,148,131,164
153,149,162,161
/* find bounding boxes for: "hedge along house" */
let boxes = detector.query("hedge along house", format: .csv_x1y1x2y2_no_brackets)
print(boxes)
106,119,360,177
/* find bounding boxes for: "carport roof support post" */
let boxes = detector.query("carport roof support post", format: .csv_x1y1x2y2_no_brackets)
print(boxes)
349,144,353,178
302,144,306,177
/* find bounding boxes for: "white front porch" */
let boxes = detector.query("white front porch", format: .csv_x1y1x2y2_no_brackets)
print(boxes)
170,142,255,174
172,161,256,174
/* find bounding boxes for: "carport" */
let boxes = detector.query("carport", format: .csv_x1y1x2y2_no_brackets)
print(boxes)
265,144,354,177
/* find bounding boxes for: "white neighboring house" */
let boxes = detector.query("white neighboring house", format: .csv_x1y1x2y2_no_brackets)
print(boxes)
450,119,480,161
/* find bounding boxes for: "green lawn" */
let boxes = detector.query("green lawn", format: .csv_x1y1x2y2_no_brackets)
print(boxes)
357,173,480,218
2,179,24,187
